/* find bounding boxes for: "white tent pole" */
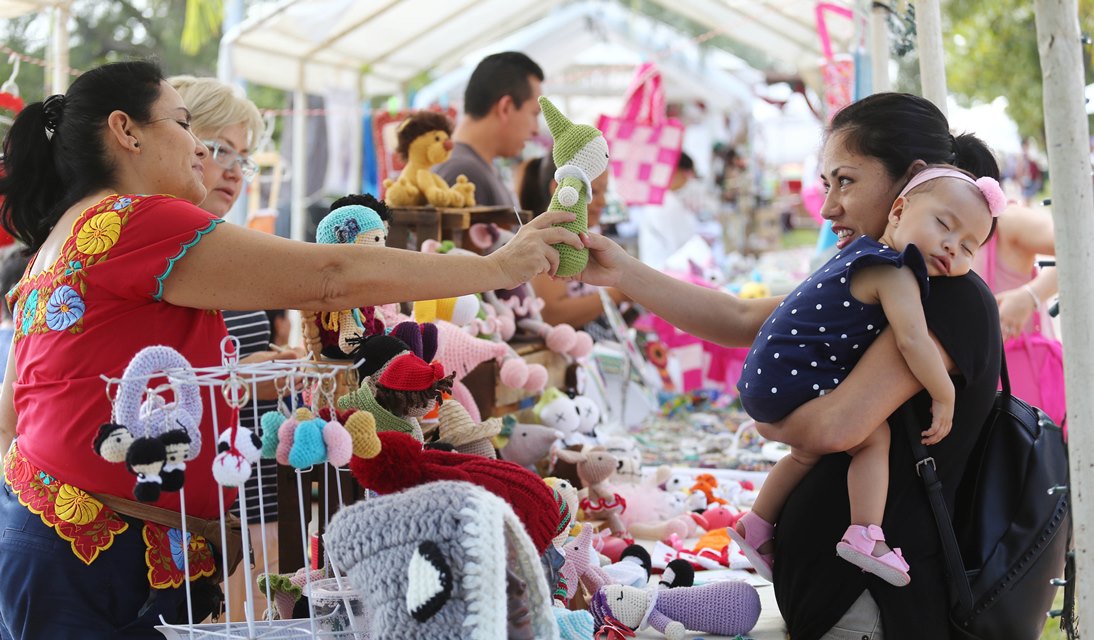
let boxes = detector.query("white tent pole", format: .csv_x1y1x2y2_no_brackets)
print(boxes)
291,80,307,242
1034,0,1093,631
913,0,946,116
868,1,890,93
349,74,363,194
50,2,70,94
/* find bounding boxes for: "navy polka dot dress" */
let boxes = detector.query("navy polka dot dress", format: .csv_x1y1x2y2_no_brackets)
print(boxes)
737,235,929,423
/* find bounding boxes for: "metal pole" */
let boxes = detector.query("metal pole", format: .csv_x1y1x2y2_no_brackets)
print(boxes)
50,3,70,94
1034,0,1093,633
869,2,891,93
291,85,307,243
913,0,946,116
348,74,364,194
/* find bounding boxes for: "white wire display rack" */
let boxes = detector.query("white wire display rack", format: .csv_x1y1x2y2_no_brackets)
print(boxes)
101,337,368,639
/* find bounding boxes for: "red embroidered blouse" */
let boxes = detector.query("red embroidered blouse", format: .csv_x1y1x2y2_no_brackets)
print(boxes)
7,194,233,518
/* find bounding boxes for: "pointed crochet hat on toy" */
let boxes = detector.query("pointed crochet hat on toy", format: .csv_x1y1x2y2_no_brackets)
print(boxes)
539,97,601,166
378,353,446,391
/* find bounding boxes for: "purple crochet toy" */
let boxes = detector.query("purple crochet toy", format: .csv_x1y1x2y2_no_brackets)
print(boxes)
590,581,761,639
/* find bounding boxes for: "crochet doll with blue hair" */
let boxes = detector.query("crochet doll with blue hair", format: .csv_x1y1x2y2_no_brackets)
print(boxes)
310,194,391,358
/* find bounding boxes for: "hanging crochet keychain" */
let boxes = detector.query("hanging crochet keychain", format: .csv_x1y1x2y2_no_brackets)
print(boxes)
94,346,204,502
211,347,262,487
287,377,330,469
318,373,354,467
260,374,295,459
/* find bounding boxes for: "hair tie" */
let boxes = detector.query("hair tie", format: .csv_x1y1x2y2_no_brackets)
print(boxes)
42,94,66,138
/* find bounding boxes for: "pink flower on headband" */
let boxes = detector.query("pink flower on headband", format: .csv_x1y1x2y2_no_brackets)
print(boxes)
975,177,1006,218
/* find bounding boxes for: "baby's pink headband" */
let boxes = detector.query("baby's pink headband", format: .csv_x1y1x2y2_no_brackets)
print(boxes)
898,167,1006,218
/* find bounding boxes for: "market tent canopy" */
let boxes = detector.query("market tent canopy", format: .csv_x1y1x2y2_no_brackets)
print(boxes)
222,0,568,96
0,0,54,19
412,1,765,114
222,0,856,96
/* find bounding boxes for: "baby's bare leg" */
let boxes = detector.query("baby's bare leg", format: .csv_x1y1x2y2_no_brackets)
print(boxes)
846,421,892,554
750,447,821,524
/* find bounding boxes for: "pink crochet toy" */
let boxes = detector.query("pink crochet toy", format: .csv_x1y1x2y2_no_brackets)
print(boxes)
469,223,593,359
434,319,546,422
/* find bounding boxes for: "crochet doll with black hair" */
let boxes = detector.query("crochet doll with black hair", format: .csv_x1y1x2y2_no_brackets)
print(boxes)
308,194,392,359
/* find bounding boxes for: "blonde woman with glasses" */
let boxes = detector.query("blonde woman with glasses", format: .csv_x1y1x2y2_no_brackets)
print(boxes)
169,75,294,622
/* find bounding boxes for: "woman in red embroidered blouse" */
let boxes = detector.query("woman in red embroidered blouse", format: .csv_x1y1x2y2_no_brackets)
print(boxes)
0,61,581,639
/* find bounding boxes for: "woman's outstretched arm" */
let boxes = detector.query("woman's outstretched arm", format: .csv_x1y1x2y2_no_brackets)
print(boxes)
163,210,583,313
576,232,780,346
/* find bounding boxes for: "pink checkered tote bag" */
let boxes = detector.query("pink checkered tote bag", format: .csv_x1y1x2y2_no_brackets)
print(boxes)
597,62,684,206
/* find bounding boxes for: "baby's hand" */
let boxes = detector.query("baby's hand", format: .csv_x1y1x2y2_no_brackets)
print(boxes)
922,399,954,445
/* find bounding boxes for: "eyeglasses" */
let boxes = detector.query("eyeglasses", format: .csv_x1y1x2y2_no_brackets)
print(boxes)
202,139,259,181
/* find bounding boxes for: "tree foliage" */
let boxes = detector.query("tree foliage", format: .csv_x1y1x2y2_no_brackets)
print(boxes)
1,0,221,104
943,0,1094,146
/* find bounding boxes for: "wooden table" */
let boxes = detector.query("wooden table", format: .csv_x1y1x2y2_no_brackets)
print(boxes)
386,205,532,251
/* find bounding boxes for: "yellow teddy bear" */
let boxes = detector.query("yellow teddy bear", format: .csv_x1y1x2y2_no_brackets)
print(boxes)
383,111,476,208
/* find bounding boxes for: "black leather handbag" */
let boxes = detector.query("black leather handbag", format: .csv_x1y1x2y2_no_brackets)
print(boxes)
900,349,1071,640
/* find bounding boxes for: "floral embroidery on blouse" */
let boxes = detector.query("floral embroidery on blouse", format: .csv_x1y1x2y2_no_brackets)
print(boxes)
8,195,140,341
45,285,85,331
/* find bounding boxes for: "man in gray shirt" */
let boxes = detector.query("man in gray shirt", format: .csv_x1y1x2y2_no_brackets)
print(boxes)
435,52,544,208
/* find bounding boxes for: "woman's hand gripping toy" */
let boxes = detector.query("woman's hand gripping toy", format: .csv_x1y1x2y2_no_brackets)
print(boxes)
537,97,610,278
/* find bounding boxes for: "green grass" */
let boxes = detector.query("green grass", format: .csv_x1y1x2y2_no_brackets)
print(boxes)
780,228,820,249
1039,591,1067,639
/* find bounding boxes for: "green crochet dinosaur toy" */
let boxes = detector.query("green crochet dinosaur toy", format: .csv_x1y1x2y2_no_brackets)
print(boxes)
538,96,610,277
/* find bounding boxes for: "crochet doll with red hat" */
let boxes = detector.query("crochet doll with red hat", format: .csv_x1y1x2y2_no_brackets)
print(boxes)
348,429,567,554
339,350,454,443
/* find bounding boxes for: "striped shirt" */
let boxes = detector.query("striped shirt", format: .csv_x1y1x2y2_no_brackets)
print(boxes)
224,310,280,523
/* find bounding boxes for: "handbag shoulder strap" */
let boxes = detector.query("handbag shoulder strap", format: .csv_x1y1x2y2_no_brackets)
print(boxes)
901,337,1012,619
899,402,975,619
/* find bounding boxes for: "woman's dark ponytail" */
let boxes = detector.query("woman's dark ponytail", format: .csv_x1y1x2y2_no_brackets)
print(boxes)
0,101,63,250
952,132,1001,181
0,60,164,252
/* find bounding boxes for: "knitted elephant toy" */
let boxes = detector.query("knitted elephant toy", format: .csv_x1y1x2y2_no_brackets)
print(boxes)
382,111,476,208
590,582,762,640
537,97,610,278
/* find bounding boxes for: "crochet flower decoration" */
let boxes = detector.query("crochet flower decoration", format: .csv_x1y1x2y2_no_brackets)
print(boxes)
76,210,122,254
45,285,85,331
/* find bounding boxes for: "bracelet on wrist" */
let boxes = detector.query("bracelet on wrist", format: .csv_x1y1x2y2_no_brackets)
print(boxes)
1022,284,1042,309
